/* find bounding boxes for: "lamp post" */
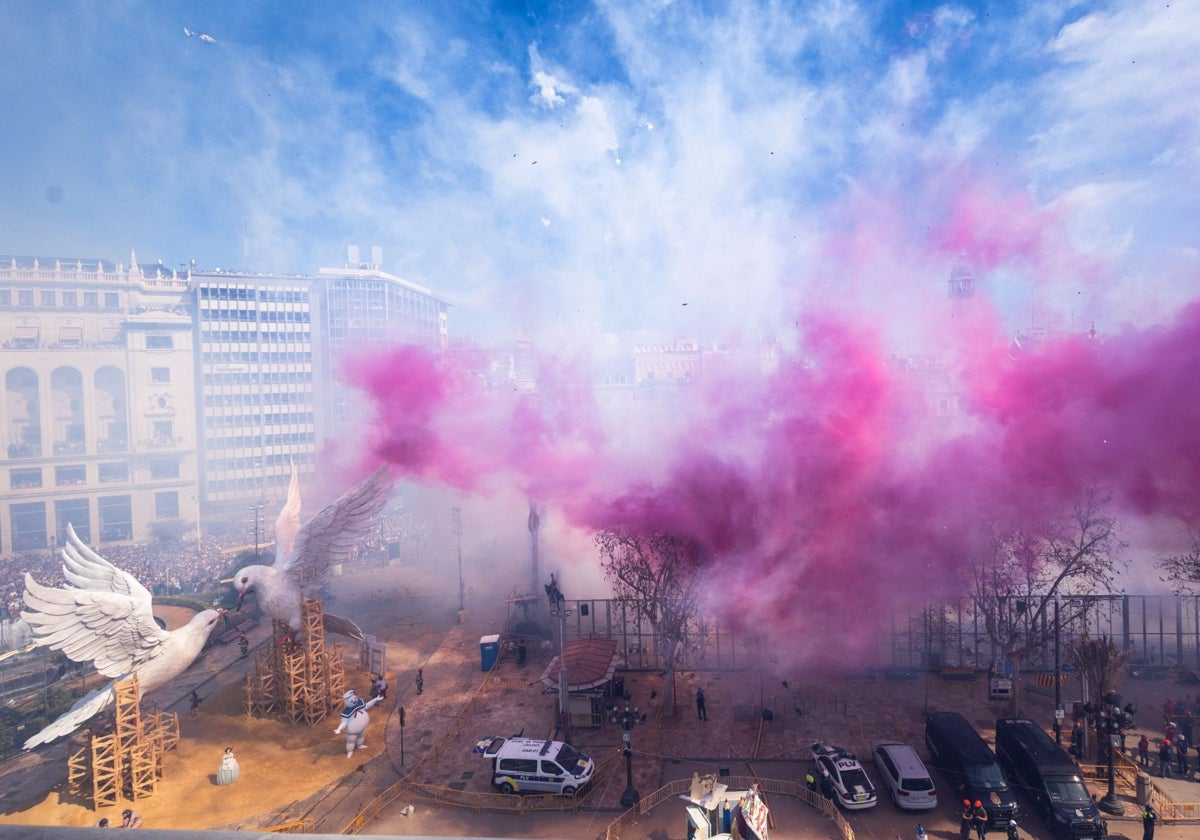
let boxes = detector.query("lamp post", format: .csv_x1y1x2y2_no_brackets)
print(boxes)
452,506,464,612
1054,595,1063,745
1097,692,1126,815
610,704,645,808
550,599,572,743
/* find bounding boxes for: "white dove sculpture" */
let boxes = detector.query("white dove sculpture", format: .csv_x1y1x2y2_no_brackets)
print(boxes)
20,524,223,750
227,463,393,640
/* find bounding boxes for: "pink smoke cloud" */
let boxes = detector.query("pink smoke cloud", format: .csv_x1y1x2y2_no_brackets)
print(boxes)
349,178,1200,669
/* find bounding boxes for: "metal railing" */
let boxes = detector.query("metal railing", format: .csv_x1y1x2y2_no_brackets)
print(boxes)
599,776,853,840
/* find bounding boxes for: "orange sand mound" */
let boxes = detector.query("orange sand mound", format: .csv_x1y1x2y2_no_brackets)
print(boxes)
0,664,383,832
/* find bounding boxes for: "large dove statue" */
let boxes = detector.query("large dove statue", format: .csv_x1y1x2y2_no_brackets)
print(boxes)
227,463,393,640
20,524,223,750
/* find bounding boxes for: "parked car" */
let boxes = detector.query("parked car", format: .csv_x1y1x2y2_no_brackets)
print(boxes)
994,718,1104,838
873,741,938,810
811,741,877,810
925,711,1018,830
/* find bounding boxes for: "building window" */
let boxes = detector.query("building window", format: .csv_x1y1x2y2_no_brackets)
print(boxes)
99,495,133,541
55,465,87,486
63,290,77,306
147,335,174,349
18,289,34,306
98,462,129,483
149,457,180,480
10,468,42,489
155,491,180,519
0,289,11,306
55,499,91,545
40,290,55,306
152,420,174,444
84,291,98,307
104,292,119,309
11,501,48,550
151,367,170,384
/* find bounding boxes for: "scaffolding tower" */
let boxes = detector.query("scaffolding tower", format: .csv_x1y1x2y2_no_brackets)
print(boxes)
243,596,344,725
66,674,180,810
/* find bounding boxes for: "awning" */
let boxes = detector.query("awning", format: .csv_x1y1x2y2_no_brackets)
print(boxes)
15,326,39,339
58,327,83,341
540,637,620,693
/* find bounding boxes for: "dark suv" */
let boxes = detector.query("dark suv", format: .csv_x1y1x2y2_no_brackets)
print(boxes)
925,710,1018,830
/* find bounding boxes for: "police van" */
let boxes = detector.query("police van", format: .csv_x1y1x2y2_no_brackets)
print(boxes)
473,735,595,795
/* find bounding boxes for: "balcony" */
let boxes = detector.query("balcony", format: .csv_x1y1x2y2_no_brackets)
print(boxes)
6,442,42,459
97,437,129,453
139,436,184,450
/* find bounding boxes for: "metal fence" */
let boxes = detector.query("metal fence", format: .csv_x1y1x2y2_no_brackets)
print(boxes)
552,594,1200,675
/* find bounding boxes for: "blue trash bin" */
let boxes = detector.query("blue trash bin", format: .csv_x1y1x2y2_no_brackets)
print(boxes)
480,634,500,671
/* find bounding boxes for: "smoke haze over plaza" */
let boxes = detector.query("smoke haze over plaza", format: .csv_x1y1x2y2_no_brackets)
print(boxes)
4,2,1200,665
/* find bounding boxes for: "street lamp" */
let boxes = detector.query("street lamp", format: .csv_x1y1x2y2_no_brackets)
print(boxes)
550,597,572,743
1096,692,1130,815
1054,595,1063,745
610,703,646,808
452,506,464,612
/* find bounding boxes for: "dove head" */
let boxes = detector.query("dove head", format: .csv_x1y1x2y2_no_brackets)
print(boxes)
230,565,269,605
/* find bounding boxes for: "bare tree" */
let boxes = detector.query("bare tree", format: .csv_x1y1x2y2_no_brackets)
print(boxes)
967,488,1125,715
1156,530,1200,593
595,530,703,716
1070,635,1130,761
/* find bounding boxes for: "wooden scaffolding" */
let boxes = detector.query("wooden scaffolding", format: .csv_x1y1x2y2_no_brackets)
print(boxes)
66,674,180,810
243,596,344,725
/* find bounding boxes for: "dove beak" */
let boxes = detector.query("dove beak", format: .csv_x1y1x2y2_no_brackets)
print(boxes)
219,578,234,584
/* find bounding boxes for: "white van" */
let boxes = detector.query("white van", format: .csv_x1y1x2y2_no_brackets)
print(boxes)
872,741,938,810
473,736,595,795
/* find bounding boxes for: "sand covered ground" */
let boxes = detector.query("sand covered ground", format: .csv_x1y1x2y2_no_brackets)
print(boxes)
0,658,385,832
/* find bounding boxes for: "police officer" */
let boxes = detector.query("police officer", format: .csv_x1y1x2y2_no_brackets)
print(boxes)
1142,802,1157,840
805,770,816,792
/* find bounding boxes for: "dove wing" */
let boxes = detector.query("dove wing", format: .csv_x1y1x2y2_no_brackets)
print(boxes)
282,464,392,586
20,524,169,678
274,463,303,565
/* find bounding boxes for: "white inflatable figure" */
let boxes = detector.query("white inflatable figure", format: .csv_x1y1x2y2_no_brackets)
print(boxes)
20,524,223,749
334,689,383,758
225,464,393,641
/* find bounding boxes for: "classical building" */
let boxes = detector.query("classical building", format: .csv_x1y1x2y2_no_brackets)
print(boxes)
0,255,198,554
1,248,451,554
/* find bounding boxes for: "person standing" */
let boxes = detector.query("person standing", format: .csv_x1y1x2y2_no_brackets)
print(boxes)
972,799,988,840
375,674,388,700
189,690,202,717
415,668,423,695
1138,733,1150,766
1177,732,1189,774
805,770,816,792
238,634,249,659
696,687,708,721
1142,802,1157,840
216,746,240,786
959,799,973,840
121,808,143,829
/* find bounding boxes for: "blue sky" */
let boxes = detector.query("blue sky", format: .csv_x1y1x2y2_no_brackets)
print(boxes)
2,1,1197,349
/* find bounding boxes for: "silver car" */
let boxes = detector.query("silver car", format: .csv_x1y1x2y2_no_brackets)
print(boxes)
873,741,938,810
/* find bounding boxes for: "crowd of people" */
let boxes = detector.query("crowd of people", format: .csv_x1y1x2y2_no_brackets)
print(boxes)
1,510,424,632
1,536,237,625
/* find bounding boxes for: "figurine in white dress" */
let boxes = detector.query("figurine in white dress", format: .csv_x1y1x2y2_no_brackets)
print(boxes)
216,746,240,785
